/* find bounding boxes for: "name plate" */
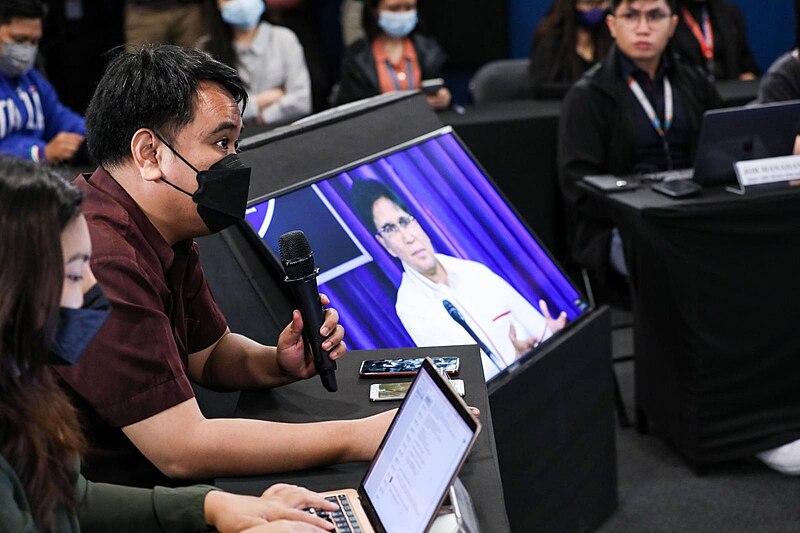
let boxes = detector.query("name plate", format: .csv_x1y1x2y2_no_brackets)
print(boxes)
728,154,800,195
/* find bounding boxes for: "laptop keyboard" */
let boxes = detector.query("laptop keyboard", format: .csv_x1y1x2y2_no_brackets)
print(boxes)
308,495,363,533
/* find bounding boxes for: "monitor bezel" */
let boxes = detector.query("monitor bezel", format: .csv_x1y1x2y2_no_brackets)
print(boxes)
240,125,593,382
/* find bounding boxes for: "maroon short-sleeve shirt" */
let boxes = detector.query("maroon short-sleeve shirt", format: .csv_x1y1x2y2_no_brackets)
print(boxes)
54,167,228,487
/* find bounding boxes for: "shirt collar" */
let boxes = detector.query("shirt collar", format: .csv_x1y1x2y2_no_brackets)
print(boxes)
84,166,184,272
235,22,268,55
616,46,670,83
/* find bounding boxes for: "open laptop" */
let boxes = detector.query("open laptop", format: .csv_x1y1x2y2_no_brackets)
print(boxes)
311,357,481,533
641,100,800,187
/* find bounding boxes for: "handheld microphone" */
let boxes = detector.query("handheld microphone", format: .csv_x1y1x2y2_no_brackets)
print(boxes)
278,230,337,392
442,299,504,372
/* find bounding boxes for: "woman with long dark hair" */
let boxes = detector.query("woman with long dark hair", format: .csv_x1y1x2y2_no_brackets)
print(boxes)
0,158,336,532
334,0,451,109
202,0,312,126
529,0,612,99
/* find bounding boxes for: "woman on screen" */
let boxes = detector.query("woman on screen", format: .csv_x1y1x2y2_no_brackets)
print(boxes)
334,0,451,110
0,158,335,532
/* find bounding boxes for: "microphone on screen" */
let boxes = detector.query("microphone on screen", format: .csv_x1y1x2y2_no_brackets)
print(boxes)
279,230,338,392
443,299,504,372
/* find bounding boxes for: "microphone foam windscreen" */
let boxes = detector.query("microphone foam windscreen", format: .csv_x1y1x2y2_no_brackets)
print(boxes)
279,230,315,278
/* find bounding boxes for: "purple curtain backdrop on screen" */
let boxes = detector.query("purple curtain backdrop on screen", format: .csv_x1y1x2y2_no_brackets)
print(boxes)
305,131,584,352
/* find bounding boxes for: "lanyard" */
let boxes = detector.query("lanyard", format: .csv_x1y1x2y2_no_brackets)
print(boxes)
384,59,415,91
681,6,714,61
627,75,673,137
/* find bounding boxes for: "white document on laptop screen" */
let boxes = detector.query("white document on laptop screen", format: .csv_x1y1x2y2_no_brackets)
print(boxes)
363,371,474,533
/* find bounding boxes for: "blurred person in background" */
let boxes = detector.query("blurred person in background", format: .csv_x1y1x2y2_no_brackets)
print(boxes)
203,0,312,127
529,0,613,99
671,0,758,81
0,0,85,164
125,0,205,48
335,0,451,110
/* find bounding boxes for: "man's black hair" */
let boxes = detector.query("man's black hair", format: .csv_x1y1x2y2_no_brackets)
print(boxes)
0,0,45,24
351,179,411,234
610,0,678,14
85,45,248,167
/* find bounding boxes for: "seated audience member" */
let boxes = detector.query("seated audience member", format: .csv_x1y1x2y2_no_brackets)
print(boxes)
54,45,394,488
0,0,85,164
0,157,338,532
126,0,205,48
351,179,568,380
203,0,312,127
529,0,613,99
757,1,800,155
335,0,451,110
671,0,758,81
559,0,721,293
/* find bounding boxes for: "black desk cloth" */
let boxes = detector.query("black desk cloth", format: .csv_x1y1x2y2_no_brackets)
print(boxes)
584,183,800,465
215,345,510,532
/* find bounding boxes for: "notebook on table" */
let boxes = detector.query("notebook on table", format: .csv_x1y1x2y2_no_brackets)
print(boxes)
310,357,481,533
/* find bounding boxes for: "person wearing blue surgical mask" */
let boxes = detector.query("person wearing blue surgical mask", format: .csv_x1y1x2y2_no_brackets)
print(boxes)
0,157,338,532
0,0,86,164
529,0,613,99
334,0,452,110
201,0,312,126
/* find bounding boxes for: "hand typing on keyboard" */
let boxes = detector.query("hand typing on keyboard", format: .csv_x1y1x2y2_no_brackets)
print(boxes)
307,495,363,533
213,483,336,533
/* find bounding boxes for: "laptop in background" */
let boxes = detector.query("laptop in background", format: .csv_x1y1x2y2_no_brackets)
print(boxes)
643,100,800,187
312,357,481,533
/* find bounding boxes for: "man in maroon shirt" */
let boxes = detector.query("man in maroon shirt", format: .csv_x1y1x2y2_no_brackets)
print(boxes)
55,44,394,487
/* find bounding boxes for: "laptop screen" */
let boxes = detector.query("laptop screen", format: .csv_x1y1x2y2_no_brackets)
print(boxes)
361,367,476,533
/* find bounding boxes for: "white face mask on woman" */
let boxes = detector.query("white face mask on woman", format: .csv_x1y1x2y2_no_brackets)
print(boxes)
221,0,266,30
378,9,418,38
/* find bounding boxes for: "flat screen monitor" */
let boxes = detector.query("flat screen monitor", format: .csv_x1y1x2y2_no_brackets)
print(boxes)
244,127,589,381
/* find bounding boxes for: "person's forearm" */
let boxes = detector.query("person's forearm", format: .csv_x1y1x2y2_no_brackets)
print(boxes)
161,417,371,479
201,332,295,390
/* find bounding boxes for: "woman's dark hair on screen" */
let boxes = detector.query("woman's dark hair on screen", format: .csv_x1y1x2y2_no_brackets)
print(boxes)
0,158,86,531
0,0,46,24
85,44,249,167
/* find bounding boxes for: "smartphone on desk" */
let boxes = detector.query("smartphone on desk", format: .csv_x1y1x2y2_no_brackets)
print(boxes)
359,356,460,377
652,179,702,198
369,380,465,401
583,175,639,192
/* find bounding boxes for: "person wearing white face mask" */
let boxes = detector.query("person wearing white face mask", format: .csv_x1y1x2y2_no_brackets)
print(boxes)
334,0,452,110
0,0,86,164
201,0,312,126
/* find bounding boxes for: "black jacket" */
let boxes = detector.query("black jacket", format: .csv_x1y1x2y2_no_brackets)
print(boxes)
558,45,722,278
334,33,447,106
528,28,611,100
672,0,759,80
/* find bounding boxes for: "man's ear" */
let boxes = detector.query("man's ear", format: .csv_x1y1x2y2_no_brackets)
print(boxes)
606,14,617,39
668,13,679,38
375,234,398,258
131,129,164,183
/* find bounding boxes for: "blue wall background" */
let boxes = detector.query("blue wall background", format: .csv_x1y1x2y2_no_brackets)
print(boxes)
509,0,796,73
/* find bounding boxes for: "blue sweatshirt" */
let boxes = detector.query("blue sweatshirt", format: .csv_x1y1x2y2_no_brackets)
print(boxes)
0,67,85,162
